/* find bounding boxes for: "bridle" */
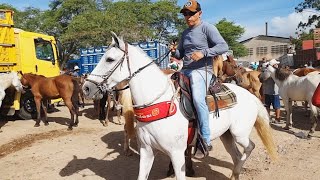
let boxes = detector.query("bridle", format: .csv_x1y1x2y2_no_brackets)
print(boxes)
85,43,155,95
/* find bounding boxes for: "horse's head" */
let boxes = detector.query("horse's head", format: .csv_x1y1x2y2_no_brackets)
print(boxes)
20,73,32,88
11,71,24,93
82,32,133,100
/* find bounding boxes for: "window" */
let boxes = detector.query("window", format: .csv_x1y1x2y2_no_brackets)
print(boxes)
271,45,279,54
34,39,54,61
271,44,288,54
247,48,253,55
256,46,267,55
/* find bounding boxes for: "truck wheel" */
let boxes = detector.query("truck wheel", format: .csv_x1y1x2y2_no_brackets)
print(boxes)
18,91,37,120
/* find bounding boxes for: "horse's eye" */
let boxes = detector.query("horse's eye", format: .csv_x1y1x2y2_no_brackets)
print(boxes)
106,58,114,62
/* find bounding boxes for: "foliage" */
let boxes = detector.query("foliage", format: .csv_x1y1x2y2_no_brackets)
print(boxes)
295,0,320,29
215,19,247,57
290,31,314,50
1,0,248,65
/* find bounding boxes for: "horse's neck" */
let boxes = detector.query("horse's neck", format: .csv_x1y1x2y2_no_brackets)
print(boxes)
0,74,13,89
25,74,39,86
127,49,173,105
270,72,298,88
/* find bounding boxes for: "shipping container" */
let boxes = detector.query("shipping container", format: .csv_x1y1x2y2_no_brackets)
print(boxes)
302,40,314,50
68,41,169,75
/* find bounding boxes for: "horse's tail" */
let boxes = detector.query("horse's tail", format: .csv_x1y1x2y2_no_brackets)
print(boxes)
254,98,278,161
71,78,81,115
119,88,135,139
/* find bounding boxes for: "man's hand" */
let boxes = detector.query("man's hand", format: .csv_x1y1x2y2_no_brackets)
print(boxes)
169,42,177,53
190,51,204,61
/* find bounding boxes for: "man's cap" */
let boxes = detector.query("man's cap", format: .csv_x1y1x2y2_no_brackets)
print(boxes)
180,0,201,13
74,65,80,70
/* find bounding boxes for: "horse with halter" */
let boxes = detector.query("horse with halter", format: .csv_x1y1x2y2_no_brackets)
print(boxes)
0,71,24,108
220,59,263,100
20,73,80,130
262,64,320,137
82,32,277,180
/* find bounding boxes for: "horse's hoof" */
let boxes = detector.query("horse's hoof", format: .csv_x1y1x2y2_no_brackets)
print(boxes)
166,169,175,178
67,127,73,131
44,123,49,126
186,168,195,177
34,124,40,127
101,122,107,127
73,124,78,127
283,126,290,130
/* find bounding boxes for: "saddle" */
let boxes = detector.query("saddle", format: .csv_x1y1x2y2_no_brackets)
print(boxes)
171,72,237,122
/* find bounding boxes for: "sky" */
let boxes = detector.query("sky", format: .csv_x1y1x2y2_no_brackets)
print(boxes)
1,0,318,41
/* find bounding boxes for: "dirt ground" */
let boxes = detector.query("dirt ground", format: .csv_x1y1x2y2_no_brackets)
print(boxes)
0,100,319,180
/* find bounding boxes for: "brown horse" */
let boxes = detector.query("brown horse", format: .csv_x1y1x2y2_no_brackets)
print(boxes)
220,55,238,82
220,59,263,100
235,69,263,100
293,67,320,77
20,73,80,130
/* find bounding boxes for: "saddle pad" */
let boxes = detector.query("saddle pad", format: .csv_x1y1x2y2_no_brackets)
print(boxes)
206,84,237,112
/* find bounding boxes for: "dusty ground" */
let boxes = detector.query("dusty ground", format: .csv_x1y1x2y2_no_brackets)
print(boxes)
0,100,319,180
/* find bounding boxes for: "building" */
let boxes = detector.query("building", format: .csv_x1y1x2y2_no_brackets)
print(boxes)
238,35,291,62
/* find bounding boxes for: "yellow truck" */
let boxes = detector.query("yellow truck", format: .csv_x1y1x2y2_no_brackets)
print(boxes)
0,9,62,119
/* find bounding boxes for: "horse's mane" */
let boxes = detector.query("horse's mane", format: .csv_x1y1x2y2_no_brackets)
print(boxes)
275,67,292,81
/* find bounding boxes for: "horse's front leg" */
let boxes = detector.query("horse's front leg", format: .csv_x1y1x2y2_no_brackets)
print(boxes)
138,146,155,180
167,146,194,178
0,89,5,107
34,97,42,127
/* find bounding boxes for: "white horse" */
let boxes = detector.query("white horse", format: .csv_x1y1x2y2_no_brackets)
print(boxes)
82,33,277,180
0,71,24,108
264,64,320,136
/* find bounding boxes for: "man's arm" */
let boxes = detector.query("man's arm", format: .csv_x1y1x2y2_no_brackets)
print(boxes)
201,25,229,57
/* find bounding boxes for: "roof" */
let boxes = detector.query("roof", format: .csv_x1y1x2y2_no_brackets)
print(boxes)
240,35,290,44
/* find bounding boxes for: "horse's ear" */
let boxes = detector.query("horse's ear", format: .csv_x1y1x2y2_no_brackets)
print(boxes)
18,71,23,76
110,31,125,51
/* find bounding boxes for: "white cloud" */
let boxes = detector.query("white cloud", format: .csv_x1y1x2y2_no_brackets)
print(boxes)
240,11,316,41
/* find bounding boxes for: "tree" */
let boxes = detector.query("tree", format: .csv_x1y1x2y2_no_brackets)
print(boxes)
215,18,247,57
295,0,320,29
290,31,314,50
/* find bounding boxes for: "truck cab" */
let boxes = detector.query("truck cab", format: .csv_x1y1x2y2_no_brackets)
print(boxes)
0,9,62,119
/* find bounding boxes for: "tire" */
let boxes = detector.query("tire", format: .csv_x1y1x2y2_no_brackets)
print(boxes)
18,90,37,120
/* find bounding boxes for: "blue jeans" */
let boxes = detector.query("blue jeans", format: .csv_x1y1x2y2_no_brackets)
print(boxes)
182,69,212,145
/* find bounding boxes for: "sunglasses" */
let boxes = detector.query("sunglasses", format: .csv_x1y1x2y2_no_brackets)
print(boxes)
182,11,197,17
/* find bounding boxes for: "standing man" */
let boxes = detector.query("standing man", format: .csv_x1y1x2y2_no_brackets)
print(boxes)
170,0,228,158
72,65,81,77
261,59,281,123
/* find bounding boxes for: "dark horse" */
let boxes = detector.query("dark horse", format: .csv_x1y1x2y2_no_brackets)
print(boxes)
20,73,80,130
